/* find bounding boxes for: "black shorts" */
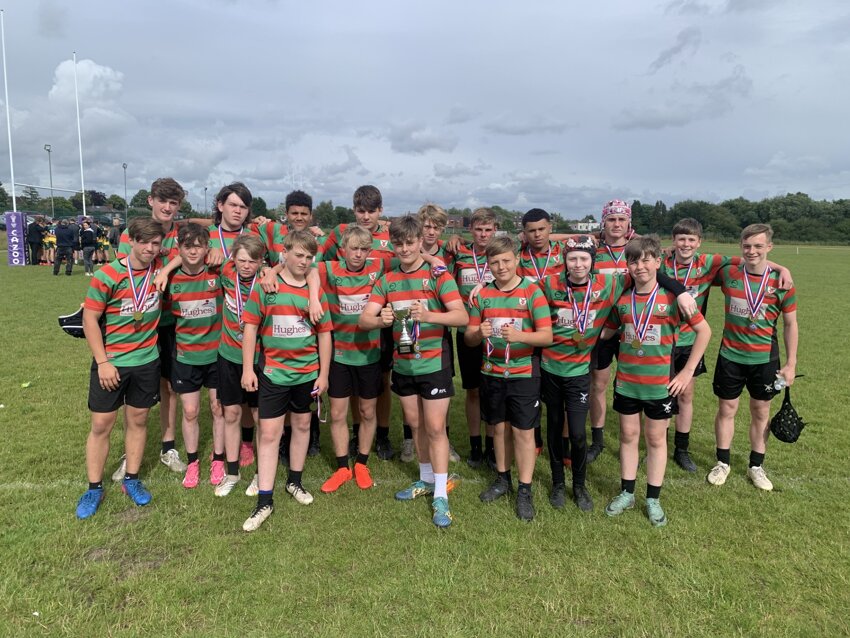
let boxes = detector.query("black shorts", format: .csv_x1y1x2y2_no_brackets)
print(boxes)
157,324,176,380
591,333,620,371
216,354,258,408
380,327,394,372
613,392,678,421
673,345,706,377
171,358,218,394
258,375,314,419
391,368,455,400
541,369,591,416
456,331,483,390
712,353,780,402
328,360,383,399
480,375,541,430
88,359,161,413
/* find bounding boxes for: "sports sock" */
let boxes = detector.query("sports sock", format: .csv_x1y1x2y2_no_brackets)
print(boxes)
403,423,413,440
469,435,482,455
336,455,348,470
241,427,254,443
213,452,225,462
419,462,435,484
258,490,273,507
674,431,690,451
356,452,369,465
226,460,239,476
518,481,532,493
749,451,765,468
499,470,512,484
591,428,604,446
534,426,543,448
287,470,303,487
124,472,139,481
646,483,662,499
187,451,199,464
89,481,103,491
376,425,390,441
352,422,360,438
716,448,731,464
485,435,495,454
161,440,175,454
434,473,448,499
621,478,636,494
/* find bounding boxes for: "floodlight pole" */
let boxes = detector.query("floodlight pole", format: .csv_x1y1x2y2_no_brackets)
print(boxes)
204,186,207,214
44,144,54,217
122,162,128,225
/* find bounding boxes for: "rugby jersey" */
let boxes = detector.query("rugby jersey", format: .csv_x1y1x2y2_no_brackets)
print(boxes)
218,260,259,365
660,252,730,347
169,266,222,365
468,278,551,378
715,264,797,365
257,222,327,267
593,241,630,277
319,224,394,264
452,241,495,316
517,240,566,284
367,261,462,376
606,286,704,400
207,222,261,262
541,273,619,378
317,258,384,366
242,278,332,386
118,224,179,327
84,257,163,367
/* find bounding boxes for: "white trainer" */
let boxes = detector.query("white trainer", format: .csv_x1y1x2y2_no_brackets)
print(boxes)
448,444,461,463
400,439,416,463
160,448,187,473
707,461,731,486
111,454,127,482
214,474,240,497
245,474,259,497
747,466,774,491
285,482,314,505
242,504,273,532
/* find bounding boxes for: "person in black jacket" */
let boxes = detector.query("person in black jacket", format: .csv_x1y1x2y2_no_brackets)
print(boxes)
27,216,45,265
80,220,98,276
54,219,76,276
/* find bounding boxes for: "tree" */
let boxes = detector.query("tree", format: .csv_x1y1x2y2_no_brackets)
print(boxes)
333,205,355,225
252,196,268,218
179,200,192,216
106,194,126,211
314,200,336,228
130,189,150,209
21,185,40,209
0,182,8,209
88,190,107,207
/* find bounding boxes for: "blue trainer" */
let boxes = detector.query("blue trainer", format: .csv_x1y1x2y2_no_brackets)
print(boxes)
394,480,435,501
122,478,152,506
76,488,104,519
431,497,453,528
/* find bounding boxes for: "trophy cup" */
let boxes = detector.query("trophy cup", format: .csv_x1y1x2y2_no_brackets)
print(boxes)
392,305,415,355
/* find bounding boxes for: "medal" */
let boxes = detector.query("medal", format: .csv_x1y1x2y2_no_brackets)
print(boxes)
415,353,422,360
133,311,143,321
749,323,758,331
471,245,490,285
630,283,659,354
743,266,771,326
218,224,243,261
483,362,493,372
576,337,587,348
235,274,257,337
503,370,511,378
413,342,421,353
631,338,642,350
126,256,153,327
637,349,645,357
236,332,244,342
566,276,593,350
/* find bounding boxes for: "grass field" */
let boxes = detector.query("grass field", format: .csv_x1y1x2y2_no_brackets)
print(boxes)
1,242,849,637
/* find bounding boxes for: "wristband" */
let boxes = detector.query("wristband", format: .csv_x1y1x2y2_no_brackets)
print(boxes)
96,360,108,365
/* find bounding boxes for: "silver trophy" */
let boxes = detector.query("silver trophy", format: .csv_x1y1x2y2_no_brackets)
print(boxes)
392,305,415,355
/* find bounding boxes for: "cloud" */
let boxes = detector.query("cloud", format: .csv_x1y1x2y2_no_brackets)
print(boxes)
744,152,830,178
483,115,570,136
37,0,68,38
321,146,364,177
387,122,458,155
433,160,491,179
445,105,476,125
725,0,775,13
648,27,702,74
613,64,752,130
664,0,714,16
48,59,124,105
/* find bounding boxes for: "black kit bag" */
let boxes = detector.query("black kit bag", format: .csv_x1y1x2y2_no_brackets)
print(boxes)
770,387,806,443
58,307,85,339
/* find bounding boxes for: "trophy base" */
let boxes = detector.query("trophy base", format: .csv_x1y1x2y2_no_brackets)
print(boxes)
397,343,415,355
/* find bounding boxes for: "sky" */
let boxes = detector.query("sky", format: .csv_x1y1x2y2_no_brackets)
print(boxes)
0,0,847,218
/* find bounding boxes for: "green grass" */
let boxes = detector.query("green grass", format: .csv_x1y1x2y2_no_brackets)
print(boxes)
1,243,849,637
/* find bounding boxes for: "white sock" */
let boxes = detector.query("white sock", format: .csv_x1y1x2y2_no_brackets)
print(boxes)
434,473,448,499
419,462,434,484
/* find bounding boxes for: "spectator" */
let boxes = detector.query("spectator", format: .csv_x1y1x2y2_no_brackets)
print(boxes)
108,218,122,258
69,218,81,265
54,219,76,276
27,215,45,265
80,220,98,276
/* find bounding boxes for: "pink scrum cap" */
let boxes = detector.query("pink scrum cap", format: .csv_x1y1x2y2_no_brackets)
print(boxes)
602,199,631,221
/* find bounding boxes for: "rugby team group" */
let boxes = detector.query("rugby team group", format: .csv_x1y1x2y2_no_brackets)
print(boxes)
73,178,799,531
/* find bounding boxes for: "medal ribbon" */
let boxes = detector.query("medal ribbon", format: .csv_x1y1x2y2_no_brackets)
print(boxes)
743,266,772,319
484,320,511,364
674,257,693,287
566,278,593,336
471,245,490,284
526,244,551,282
218,225,243,261
605,243,625,268
126,257,153,318
235,274,257,328
630,283,660,345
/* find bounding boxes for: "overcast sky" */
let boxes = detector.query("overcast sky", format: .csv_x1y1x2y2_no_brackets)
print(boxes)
0,0,847,217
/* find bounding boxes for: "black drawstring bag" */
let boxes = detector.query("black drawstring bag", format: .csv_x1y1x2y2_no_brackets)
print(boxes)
770,387,806,443
58,307,85,338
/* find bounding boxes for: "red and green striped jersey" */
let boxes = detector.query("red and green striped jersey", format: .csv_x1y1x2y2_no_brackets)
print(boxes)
518,240,567,285
715,264,797,365
593,242,630,277
256,222,327,267
207,222,261,262
660,252,731,347
317,258,384,366
368,262,462,376
451,241,495,315
319,224,394,264
541,273,619,378
468,278,551,378
606,287,704,400
243,279,332,386
169,266,222,365
83,257,163,367
118,225,179,327
218,261,259,365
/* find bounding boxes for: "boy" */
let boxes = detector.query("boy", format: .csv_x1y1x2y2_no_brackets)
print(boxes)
465,236,552,521
240,231,332,532
708,223,798,491
75,219,165,519
661,218,793,472
359,216,468,528
217,235,265,496
318,226,385,493
600,235,711,527
259,189,325,267
167,224,227,491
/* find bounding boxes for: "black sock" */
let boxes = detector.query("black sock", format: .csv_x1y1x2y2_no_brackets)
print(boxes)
89,481,103,491
376,425,390,442
352,422,360,438
213,452,225,462
646,483,662,499
621,478,636,494
187,451,199,464
161,440,175,454
287,470,302,487
485,435,495,454
226,460,239,476
518,481,532,493
470,436,482,454
356,452,369,465
716,448,731,464
403,423,413,440
499,470,511,484
257,491,273,508
446,426,451,438
241,426,254,443
674,431,690,451
749,451,765,468
124,472,139,481
534,426,543,448
591,428,604,446
336,455,349,470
